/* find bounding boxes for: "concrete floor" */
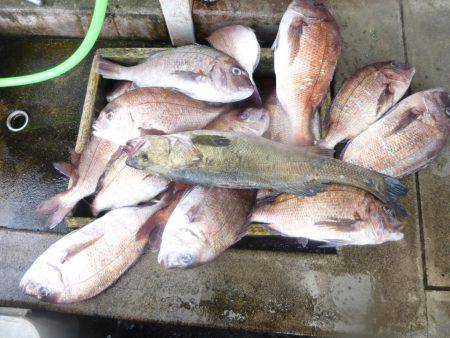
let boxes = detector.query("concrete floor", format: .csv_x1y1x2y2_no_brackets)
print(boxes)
0,0,449,336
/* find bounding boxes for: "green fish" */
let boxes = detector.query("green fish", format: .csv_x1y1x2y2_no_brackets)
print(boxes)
125,131,407,205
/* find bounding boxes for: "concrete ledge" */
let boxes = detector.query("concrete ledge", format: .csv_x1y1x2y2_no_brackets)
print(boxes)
0,177,426,336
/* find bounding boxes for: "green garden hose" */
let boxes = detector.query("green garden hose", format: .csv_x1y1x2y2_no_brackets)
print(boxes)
0,0,108,87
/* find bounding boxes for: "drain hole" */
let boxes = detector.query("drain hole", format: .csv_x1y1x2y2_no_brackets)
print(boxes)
6,110,29,132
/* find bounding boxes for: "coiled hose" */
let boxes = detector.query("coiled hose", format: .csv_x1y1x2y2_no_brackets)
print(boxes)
0,0,108,87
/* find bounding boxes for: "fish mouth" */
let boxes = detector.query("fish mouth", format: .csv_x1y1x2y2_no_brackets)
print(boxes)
20,280,59,303
289,0,329,20
122,138,145,156
158,252,196,269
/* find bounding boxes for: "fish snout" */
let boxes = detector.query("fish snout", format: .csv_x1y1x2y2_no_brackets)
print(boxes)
21,280,59,303
122,138,145,156
158,252,195,269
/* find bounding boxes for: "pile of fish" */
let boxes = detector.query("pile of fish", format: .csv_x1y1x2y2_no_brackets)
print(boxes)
22,0,449,303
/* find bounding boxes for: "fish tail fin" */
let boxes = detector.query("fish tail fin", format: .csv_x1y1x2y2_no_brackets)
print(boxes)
97,57,128,80
382,175,408,204
36,189,80,229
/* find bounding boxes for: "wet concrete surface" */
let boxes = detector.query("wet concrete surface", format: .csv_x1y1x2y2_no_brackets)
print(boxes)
0,38,157,233
403,0,450,289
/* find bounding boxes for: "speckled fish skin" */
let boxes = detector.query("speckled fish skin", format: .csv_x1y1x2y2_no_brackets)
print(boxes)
273,0,341,145
156,109,269,269
319,61,415,149
158,187,254,268
262,90,294,144
250,186,404,246
207,25,261,104
93,88,231,146
21,203,167,303
97,45,254,103
92,108,269,214
126,130,407,205
342,89,450,177
37,136,118,228
91,153,169,215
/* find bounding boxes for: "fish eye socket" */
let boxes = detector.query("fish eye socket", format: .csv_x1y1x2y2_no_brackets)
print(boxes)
105,109,114,120
231,67,243,76
238,111,249,120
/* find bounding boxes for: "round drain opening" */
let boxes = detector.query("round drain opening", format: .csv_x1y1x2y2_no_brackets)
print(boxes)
6,110,29,132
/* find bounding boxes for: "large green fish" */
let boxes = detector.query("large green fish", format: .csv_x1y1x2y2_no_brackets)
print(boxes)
125,131,407,205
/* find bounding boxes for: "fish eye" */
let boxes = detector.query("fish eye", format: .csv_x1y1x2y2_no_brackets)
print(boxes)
238,110,249,120
141,153,149,162
231,67,243,76
105,109,114,120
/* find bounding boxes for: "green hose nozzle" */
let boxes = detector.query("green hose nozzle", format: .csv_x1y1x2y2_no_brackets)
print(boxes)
0,0,108,88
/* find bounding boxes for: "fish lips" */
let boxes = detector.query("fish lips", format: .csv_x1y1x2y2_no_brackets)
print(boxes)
20,278,62,303
158,251,197,269
123,138,146,168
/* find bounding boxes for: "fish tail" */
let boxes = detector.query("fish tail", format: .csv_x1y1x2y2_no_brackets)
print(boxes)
97,57,128,80
36,189,80,229
382,175,408,204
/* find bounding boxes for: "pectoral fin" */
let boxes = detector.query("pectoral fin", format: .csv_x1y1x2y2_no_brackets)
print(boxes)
287,182,328,198
376,85,394,116
60,234,104,264
288,17,304,64
385,107,423,137
315,217,362,232
186,204,203,223
172,71,207,83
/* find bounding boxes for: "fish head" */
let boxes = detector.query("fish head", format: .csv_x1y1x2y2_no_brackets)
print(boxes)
93,101,136,145
210,61,255,102
125,135,201,174
20,263,64,303
424,90,450,132
289,0,330,21
158,226,215,269
208,108,270,136
381,62,416,91
369,201,405,244
228,107,270,136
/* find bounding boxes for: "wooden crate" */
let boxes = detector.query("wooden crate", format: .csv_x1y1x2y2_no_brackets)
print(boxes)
65,47,330,237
